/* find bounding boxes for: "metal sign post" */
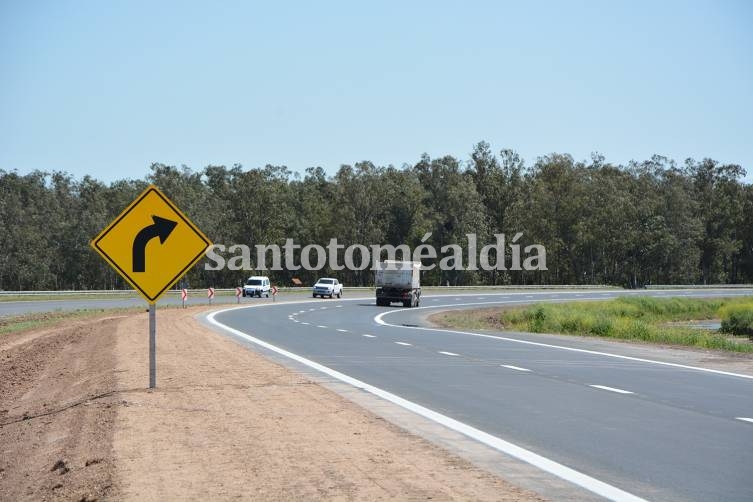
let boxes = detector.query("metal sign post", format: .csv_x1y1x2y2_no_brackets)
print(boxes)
89,185,212,390
149,303,156,389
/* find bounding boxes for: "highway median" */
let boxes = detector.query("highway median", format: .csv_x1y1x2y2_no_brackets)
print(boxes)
431,296,753,353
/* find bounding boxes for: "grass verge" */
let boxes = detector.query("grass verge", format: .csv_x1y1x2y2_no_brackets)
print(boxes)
0,307,145,337
432,296,753,353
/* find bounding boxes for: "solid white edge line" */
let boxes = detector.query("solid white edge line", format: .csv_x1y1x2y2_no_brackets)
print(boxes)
206,308,647,502
589,385,634,395
502,365,531,372
373,300,753,380
736,417,753,424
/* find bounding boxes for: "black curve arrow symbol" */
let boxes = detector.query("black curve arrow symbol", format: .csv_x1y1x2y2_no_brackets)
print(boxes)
132,215,178,272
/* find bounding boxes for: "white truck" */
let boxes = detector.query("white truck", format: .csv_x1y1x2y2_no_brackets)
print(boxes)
243,276,271,297
375,260,421,307
312,278,343,298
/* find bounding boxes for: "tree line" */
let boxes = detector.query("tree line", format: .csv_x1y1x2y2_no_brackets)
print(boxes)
1,142,751,290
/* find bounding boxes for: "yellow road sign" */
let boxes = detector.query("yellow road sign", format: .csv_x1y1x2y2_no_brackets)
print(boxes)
90,185,212,303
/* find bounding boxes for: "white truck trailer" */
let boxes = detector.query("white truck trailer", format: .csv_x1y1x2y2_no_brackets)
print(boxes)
375,260,421,307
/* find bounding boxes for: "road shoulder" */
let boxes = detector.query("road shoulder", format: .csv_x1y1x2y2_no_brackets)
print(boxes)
112,307,545,501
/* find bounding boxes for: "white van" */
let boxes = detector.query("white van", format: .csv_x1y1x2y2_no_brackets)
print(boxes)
243,276,271,297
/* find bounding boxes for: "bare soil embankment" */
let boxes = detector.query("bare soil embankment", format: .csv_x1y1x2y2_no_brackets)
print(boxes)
1,308,544,501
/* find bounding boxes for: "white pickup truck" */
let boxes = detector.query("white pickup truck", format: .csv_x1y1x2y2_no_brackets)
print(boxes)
312,278,343,298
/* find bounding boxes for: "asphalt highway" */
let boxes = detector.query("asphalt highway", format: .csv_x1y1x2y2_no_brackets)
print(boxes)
208,289,753,502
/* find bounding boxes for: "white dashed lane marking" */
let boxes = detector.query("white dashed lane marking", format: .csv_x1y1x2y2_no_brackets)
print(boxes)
736,417,753,424
589,385,634,395
501,365,531,372
439,351,460,357
395,342,412,346
336,329,348,333
362,334,376,338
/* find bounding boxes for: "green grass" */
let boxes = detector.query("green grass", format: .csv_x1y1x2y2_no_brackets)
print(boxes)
436,296,753,353
720,301,753,337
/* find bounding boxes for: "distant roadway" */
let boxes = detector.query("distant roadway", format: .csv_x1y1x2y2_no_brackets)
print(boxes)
0,293,243,317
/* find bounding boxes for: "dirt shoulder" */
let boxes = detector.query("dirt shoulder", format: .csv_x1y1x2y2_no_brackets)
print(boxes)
0,315,124,501
1,308,544,501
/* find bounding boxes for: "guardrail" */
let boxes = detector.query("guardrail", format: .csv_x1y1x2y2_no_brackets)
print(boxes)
645,285,753,289
0,284,625,296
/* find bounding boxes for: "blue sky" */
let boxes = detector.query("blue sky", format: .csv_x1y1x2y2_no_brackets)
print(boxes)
1,1,752,182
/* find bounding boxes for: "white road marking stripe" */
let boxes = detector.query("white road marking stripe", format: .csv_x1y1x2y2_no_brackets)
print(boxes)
589,385,634,395
501,365,531,372
439,351,460,356
207,309,647,502
309,308,316,311
317,325,328,328
736,417,753,424
300,322,310,325
320,307,327,310
395,341,412,346
373,302,753,380
336,305,343,308
525,295,533,298
336,329,348,333
362,334,376,338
